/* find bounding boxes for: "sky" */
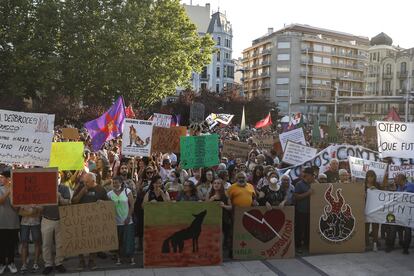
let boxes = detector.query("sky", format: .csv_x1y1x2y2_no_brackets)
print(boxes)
181,0,414,58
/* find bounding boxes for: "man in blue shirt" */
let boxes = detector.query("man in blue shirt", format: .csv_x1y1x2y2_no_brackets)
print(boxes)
294,167,314,253
386,174,413,254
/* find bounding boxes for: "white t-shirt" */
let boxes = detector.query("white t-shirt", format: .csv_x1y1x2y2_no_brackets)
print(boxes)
107,188,133,225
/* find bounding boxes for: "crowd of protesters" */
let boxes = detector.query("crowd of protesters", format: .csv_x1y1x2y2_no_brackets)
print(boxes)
0,122,413,275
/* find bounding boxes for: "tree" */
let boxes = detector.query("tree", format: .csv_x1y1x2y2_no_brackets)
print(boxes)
0,0,214,115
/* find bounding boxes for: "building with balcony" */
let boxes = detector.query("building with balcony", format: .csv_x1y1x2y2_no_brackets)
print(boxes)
364,33,414,121
242,24,369,124
183,3,234,93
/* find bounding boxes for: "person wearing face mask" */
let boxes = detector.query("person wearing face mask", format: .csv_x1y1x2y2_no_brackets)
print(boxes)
227,172,257,207
258,175,286,209
40,172,71,275
107,177,135,265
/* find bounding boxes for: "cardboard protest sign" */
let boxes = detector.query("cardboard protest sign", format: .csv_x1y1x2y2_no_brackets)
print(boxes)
222,140,250,160
190,102,205,123
278,144,382,181
233,206,295,259
376,121,414,159
282,141,317,165
153,113,172,128
180,134,219,169
279,128,306,151
122,119,153,157
143,202,222,267
151,126,187,154
61,128,79,140
348,156,387,183
310,182,365,254
0,109,55,167
11,168,58,206
60,201,118,256
205,113,234,129
49,142,84,171
388,164,414,180
252,136,275,151
365,189,414,227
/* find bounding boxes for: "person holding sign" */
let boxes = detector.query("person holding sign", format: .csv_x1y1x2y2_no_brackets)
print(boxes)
364,170,380,252
0,170,19,274
143,175,170,203
385,174,414,255
227,172,257,207
107,177,135,265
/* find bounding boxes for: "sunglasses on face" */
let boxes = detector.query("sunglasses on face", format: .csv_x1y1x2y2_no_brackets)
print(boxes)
146,171,154,174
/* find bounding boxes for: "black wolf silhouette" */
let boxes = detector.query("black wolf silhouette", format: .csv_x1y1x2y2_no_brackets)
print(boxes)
161,210,207,253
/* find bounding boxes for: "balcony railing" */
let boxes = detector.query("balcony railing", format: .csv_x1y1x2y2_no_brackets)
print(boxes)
383,73,393,79
260,83,270,89
261,60,271,66
261,72,271,77
397,71,408,78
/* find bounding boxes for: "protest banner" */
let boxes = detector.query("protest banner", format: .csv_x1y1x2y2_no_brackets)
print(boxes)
376,121,414,159
279,128,306,151
122,119,153,157
11,168,58,206
59,201,118,256
233,206,295,260
189,102,205,123
348,156,388,183
153,113,172,128
310,182,365,254
388,164,414,180
205,113,234,129
222,140,250,160
180,134,219,169
61,128,79,140
151,126,187,154
365,189,414,227
252,136,275,151
143,202,222,267
277,144,382,181
282,141,317,165
49,142,84,171
0,109,55,167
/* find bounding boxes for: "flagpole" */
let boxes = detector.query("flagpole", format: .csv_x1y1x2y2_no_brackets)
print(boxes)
241,106,246,131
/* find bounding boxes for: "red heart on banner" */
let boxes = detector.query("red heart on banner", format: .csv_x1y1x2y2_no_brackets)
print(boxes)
242,209,286,243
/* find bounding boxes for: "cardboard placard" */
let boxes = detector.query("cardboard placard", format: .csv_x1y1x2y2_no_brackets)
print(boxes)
310,182,365,254
0,109,55,167
365,189,414,227
388,164,414,180
122,119,153,157
143,202,222,267
376,121,414,159
153,113,172,128
151,126,187,154
62,128,79,140
59,201,118,256
252,136,275,151
222,140,250,160
11,168,58,206
49,142,84,171
180,134,219,169
233,206,295,259
348,156,387,183
282,140,317,165
279,128,306,151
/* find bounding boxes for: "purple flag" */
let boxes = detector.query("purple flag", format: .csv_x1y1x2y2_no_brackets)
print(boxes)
84,97,126,151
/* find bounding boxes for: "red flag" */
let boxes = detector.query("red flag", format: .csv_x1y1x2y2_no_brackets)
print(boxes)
385,107,401,122
125,105,135,118
255,113,272,129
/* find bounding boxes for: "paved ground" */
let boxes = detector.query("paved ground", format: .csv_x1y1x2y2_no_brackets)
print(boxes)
5,248,414,276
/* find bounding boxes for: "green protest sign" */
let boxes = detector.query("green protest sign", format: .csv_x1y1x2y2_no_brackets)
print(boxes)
180,134,219,169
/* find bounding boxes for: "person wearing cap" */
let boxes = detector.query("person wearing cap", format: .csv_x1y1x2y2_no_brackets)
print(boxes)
0,170,19,274
294,167,314,253
318,173,328,183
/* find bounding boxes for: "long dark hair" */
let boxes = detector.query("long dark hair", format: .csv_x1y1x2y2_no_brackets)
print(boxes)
184,180,198,197
208,179,226,201
365,170,379,189
252,165,264,186
149,175,162,191
199,168,214,186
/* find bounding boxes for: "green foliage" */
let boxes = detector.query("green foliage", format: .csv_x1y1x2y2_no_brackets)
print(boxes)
0,0,214,113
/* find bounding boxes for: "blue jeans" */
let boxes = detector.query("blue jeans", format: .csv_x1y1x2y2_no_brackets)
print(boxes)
117,224,135,257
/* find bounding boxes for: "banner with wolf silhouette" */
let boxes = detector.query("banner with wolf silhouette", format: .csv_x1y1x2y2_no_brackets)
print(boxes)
310,182,365,254
233,206,295,259
121,119,153,157
143,202,222,267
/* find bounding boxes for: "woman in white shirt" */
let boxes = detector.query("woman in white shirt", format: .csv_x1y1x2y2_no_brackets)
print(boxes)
107,177,135,265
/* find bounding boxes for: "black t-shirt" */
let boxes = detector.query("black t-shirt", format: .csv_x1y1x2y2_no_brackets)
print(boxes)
326,170,339,183
74,184,108,204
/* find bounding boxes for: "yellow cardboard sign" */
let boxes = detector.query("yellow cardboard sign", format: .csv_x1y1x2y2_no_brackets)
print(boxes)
49,142,84,171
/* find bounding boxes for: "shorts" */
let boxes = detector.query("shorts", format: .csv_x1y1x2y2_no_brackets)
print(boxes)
20,225,41,243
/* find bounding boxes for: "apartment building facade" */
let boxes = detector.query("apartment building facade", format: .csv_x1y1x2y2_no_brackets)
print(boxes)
364,33,414,121
242,24,369,124
183,3,234,93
